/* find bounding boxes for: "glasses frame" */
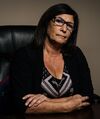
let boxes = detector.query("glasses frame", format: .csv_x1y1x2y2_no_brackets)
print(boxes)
52,17,74,32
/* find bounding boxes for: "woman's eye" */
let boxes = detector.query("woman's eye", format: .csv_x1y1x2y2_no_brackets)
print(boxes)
67,24,73,29
56,19,62,23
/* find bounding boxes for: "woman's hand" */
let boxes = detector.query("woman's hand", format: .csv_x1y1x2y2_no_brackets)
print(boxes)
22,94,49,108
67,94,90,111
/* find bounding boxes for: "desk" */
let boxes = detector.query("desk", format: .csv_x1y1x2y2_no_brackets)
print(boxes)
0,104,100,119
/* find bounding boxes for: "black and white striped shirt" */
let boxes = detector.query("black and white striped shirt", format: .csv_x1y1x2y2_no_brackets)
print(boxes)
41,65,73,98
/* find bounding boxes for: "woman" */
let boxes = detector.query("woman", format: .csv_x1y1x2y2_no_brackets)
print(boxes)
11,3,94,113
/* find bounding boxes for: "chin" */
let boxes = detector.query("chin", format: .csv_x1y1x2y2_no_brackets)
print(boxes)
57,39,67,44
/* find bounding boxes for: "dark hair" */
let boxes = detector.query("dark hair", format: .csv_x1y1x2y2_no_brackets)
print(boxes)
34,3,79,52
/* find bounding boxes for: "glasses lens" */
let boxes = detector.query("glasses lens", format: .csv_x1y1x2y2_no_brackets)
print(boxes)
66,23,74,31
53,17,74,31
54,17,64,26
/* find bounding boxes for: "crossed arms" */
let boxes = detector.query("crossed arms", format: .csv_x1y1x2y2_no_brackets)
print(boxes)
22,94,90,114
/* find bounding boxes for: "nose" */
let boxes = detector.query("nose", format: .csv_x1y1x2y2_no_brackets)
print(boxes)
61,23,67,33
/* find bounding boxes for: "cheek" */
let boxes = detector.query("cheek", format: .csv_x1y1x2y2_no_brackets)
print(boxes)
66,30,72,38
67,32,71,38
47,25,57,38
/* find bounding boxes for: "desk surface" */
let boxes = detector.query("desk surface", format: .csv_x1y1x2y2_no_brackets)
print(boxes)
0,104,100,119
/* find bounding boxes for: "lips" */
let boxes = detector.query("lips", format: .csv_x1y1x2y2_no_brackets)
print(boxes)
57,34,67,38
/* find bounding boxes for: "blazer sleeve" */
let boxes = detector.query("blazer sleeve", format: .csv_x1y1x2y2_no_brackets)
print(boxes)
75,47,94,103
10,48,34,113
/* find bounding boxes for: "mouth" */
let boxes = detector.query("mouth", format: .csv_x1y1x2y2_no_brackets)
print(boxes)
57,34,67,39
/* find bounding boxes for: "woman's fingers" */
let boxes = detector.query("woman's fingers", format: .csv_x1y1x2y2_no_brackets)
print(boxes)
72,94,89,100
81,96,89,102
25,96,36,106
33,95,48,107
22,94,34,100
76,95,90,109
72,94,89,103
79,102,90,107
69,94,90,111
77,102,90,110
27,94,44,107
23,94,36,106
22,94,48,107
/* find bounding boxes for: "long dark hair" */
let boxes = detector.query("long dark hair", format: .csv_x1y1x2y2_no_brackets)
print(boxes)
34,3,79,52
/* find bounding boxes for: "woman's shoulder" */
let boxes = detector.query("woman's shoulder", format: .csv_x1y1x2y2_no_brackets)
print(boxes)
70,46,89,66
63,45,84,57
14,43,38,57
63,45,87,64
11,44,34,64
73,46,87,59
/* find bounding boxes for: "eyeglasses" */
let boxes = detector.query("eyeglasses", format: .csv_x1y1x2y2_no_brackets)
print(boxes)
52,17,74,32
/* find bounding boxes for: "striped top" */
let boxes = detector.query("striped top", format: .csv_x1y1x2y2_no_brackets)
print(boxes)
41,65,73,98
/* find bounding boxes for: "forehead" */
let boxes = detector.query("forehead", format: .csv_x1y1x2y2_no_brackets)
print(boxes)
55,14,74,23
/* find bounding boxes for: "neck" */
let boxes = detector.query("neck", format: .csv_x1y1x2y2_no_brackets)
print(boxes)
44,39,62,56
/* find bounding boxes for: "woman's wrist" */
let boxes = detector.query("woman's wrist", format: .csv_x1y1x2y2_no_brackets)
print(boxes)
48,96,73,103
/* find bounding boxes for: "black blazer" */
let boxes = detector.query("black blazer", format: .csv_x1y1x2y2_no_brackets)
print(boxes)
10,43,94,113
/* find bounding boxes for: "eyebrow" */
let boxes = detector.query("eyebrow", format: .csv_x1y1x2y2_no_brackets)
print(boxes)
56,17,74,24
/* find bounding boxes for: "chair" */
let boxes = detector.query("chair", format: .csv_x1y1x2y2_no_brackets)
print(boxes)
0,25,36,114
0,25,100,114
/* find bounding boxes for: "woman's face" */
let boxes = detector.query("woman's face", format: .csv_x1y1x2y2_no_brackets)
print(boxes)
47,14,74,45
